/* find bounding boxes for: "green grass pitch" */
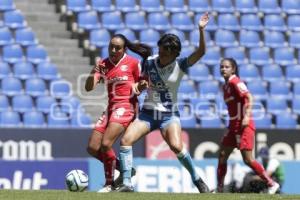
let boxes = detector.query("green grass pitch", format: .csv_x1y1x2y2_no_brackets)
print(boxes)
1,190,300,200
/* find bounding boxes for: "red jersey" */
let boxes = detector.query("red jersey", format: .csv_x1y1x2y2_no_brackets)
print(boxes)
223,75,255,131
97,54,140,109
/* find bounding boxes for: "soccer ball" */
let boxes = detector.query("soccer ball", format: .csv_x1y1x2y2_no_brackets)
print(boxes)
65,169,89,192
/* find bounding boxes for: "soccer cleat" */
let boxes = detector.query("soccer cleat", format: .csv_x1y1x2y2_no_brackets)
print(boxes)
114,184,134,192
114,167,136,187
97,185,113,193
193,179,210,193
268,182,280,194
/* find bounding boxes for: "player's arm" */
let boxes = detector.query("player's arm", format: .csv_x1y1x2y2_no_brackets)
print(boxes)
85,60,103,92
132,61,149,95
242,92,253,128
187,12,209,66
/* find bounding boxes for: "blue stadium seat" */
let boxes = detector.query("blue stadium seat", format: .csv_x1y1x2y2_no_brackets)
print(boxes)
198,81,219,100
258,0,281,14
15,27,38,47
264,14,287,32
139,29,160,47
180,46,195,58
200,114,223,128
249,47,272,65
269,81,292,100
217,14,240,31
77,11,101,31
171,13,194,31
287,15,300,31
181,116,197,128
36,62,60,81
164,0,187,13
282,0,300,14
247,81,268,100
66,0,90,14
36,95,57,114
195,14,217,32
90,0,115,12
253,113,272,129
148,12,171,31
215,29,238,47
189,64,212,82
266,98,288,115
23,111,46,128
234,0,258,13
276,113,298,129
125,12,147,31
240,14,263,31
13,61,35,80
294,82,300,98
289,32,300,49
1,77,23,96
101,11,124,30
3,10,27,29
190,30,214,47
0,26,13,46
201,47,221,65
214,96,228,116
0,62,11,79
264,31,286,48
71,112,92,127
26,45,49,65
239,64,260,82
115,0,139,12
47,112,70,128
99,47,109,58
25,78,47,97
188,0,210,12
89,29,110,48
211,0,234,13
0,95,10,112
286,65,300,83
274,47,296,66
60,96,82,113
190,98,212,116
239,30,261,48
0,111,21,127
12,94,34,113
224,47,248,65
140,0,163,12
212,64,224,82
261,64,284,82
50,80,72,99
0,0,15,11
166,29,189,47
292,97,300,115
178,81,197,100
3,44,24,64
115,28,137,41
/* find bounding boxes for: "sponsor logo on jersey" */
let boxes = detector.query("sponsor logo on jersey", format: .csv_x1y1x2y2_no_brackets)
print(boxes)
120,65,128,72
237,82,248,93
107,76,128,84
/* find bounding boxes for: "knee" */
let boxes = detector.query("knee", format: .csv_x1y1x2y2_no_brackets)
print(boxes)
120,135,133,146
243,157,254,166
86,144,98,157
100,139,112,152
169,142,182,154
218,151,227,163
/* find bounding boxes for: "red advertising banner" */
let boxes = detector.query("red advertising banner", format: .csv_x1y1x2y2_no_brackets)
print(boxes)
145,130,189,159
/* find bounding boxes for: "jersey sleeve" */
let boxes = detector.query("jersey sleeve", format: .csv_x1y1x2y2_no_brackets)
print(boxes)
178,57,192,74
232,80,249,98
132,60,141,82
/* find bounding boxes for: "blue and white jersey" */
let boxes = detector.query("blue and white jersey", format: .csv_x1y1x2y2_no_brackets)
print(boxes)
141,55,191,112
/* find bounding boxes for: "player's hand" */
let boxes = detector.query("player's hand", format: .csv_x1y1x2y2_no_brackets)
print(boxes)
94,57,105,73
198,12,209,29
241,116,249,129
137,80,149,92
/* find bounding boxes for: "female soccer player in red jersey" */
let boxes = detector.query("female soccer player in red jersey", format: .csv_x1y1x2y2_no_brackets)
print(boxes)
216,58,279,194
85,34,152,192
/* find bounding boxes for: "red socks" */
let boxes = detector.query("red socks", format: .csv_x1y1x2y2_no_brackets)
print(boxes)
249,160,274,187
97,149,117,185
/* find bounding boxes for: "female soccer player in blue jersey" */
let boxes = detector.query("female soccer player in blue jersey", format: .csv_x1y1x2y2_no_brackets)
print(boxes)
116,13,210,192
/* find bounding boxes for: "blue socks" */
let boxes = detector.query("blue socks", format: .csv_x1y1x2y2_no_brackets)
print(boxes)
119,146,133,186
177,149,200,182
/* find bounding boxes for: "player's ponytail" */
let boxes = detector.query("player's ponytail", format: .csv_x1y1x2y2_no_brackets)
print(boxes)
113,34,152,63
222,57,239,77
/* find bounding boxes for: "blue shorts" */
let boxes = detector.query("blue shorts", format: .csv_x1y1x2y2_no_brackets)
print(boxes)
137,109,181,131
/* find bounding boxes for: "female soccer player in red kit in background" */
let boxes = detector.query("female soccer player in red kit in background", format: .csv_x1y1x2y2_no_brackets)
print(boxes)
85,34,152,192
216,58,279,194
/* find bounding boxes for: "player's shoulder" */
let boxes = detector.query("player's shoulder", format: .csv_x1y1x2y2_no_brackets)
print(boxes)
125,54,139,63
229,75,242,85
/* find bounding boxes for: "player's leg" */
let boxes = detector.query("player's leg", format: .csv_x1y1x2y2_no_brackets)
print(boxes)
217,145,234,192
161,119,209,193
86,129,104,160
116,119,150,192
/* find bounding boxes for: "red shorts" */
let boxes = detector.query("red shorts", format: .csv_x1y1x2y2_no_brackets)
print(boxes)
94,107,135,133
221,126,255,150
